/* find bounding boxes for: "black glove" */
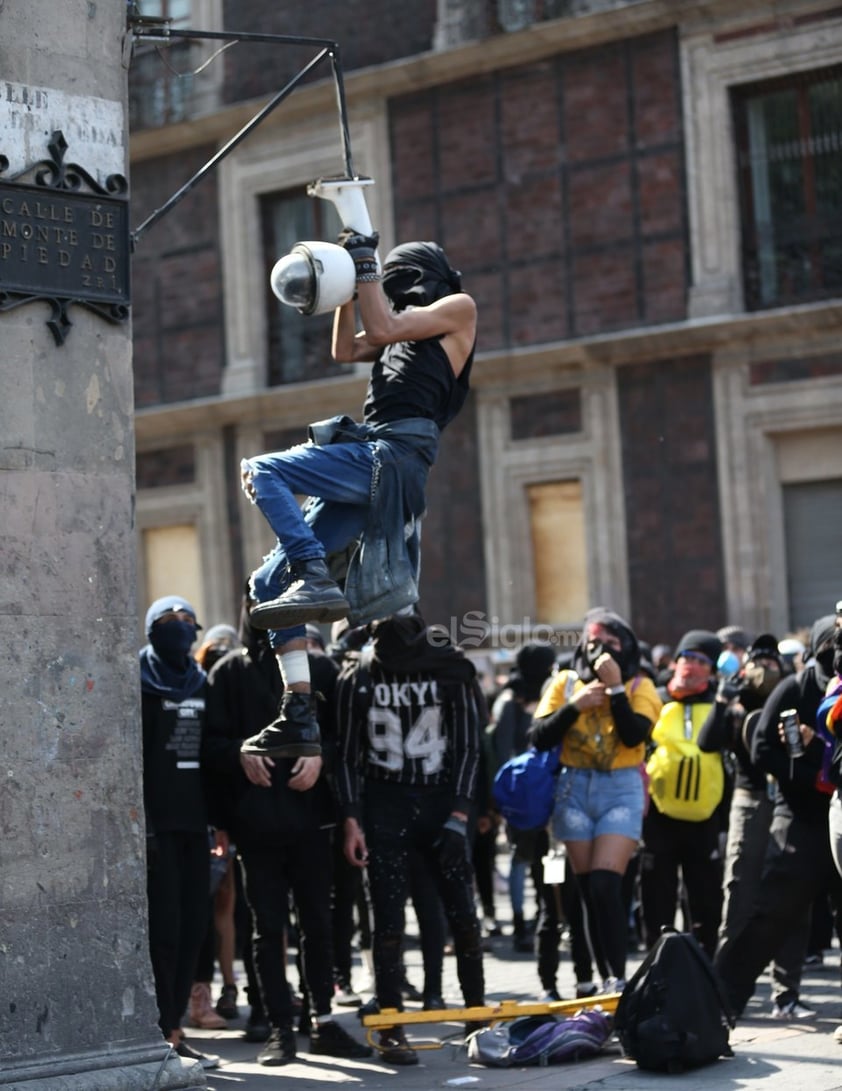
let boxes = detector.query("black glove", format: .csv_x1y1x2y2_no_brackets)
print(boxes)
717,674,742,703
338,228,380,282
435,814,468,871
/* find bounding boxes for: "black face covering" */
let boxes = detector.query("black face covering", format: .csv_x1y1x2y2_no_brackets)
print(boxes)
381,241,461,312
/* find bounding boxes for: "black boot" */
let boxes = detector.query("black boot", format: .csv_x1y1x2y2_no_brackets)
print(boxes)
250,558,349,629
241,691,321,758
512,912,532,953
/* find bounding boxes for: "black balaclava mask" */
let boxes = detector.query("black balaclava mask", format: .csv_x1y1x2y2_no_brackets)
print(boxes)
381,242,462,312
150,619,197,669
573,607,641,683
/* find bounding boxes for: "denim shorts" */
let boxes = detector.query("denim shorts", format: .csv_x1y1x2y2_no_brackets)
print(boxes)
552,765,645,842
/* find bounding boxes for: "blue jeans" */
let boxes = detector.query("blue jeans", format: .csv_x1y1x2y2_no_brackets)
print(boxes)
242,441,377,645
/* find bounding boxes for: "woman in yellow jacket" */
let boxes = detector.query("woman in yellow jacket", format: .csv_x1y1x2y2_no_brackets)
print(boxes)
528,608,662,991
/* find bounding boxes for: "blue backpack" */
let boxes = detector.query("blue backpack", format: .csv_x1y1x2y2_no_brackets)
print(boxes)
492,746,560,830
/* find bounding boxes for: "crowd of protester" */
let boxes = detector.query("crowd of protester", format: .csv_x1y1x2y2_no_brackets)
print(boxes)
139,588,842,1068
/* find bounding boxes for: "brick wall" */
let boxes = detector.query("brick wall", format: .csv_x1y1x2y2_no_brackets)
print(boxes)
417,400,487,629
131,147,224,408
221,0,438,104
617,355,726,648
389,30,687,352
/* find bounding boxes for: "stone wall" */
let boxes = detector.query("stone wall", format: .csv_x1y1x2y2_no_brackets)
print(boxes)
0,2,198,1087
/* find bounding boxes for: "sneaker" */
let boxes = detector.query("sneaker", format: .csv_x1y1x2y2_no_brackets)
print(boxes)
771,999,816,1020
241,690,321,758
242,1008,270,1042
601,977,626,995
378,1027,418,1066
309,1019,374,1058
576,982,599,998
539,987,561,1002
803,952,824,968
422,994,446,1011
334,981,363,1007
249,557,349,629
257,1025,297,1066
174,1039,220,1070
483,917,503,937
216,983,239,1020
401,979,423,1003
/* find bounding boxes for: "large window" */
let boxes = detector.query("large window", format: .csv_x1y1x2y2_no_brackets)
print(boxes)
260,190,344,386
129,1,195,127
782,478,842,630
733,65,842,310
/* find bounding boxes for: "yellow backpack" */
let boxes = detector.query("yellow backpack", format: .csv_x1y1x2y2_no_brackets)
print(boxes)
646,700,723,822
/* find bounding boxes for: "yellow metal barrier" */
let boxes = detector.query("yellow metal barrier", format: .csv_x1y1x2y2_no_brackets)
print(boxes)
361,992,620,1053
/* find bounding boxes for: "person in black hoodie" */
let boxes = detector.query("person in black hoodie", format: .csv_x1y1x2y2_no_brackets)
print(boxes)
698,634,814,1018
201,594,372,1066
334,612,485,1065
715,614,842,1018
140,594,222,1070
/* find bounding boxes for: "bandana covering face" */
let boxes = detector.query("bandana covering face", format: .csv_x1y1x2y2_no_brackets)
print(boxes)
381,242,462,311
139,595,206,701
572,607,642,683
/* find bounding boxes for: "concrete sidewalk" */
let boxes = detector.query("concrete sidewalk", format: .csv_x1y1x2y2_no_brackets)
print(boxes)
183,927,842,1091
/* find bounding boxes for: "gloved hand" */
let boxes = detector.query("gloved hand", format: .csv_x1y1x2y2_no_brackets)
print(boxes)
716,674,742,703
435,814,468,871
338,228,380,282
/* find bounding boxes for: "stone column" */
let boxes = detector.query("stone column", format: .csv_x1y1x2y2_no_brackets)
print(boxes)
0,3,202,1088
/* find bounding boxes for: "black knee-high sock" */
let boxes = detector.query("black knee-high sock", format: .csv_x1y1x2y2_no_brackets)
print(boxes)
589,868,627,980
575,873,609,981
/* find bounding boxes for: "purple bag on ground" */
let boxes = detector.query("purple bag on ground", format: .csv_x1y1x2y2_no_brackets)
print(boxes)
509,1008,613,1065
468,1009,613,1067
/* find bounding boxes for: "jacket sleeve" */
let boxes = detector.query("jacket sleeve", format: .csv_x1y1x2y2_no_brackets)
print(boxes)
334,664,365,823
447,680,479,814
752,675,823,790
528,672,580,751
698,700,731,752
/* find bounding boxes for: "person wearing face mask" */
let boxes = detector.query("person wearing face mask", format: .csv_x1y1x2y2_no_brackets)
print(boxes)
697,635,815,1018
528,608,662,994
715,614,842,1019
639,630,725,958
237,234,476,766
140,595,224,1070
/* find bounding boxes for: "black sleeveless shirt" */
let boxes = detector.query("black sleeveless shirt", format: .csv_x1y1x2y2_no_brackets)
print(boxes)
362,335,475,431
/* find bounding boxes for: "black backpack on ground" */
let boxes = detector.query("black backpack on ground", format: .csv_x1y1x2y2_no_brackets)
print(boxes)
614,929,735,1072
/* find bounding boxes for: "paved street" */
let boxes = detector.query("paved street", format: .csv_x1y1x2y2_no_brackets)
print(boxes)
175,879,842,1091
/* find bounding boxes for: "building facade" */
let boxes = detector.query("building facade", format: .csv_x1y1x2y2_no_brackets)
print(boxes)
128,0,842,650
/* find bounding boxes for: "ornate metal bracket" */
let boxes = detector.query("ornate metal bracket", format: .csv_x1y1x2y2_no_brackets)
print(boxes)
0,131,130,345
127,20,358,247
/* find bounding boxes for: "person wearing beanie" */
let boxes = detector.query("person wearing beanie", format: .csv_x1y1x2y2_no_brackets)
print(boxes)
200,590,373,1066
529,608,662,995
639,629,725,959
697,633,815,1018
715,614,842,1019
140,595,223,1070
